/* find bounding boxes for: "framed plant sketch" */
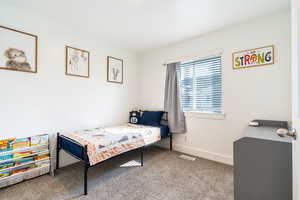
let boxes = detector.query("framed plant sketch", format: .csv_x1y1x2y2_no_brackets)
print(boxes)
65,46,90,78
107,56,123,84
0,25,38,73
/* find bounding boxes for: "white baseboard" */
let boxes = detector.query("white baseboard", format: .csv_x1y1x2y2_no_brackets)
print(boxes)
172,143,233,166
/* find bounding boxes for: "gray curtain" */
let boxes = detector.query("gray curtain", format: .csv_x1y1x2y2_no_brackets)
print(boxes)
164,62,186,134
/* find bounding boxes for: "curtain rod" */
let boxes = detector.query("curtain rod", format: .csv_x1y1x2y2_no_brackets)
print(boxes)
162,49,223,66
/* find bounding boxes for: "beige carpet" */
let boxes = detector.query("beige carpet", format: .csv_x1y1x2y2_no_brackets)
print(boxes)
0,147,233,200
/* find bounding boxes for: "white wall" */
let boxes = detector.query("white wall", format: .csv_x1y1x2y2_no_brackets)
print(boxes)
138,11,291,165
0,4,292,167
0,4,139,166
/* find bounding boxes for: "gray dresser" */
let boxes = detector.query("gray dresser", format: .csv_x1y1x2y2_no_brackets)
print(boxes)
234,121,293,200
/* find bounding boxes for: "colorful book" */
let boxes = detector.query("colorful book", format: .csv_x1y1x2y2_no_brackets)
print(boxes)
0,170,10,178
0,153,13,161
0,161,14,170
14,157,34,165
30,134,48,146
35,153,49,160
13,151,33,158
11,138,30,150
0,138,15,152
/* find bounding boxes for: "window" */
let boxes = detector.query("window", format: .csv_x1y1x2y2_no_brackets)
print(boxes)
180,56,222,113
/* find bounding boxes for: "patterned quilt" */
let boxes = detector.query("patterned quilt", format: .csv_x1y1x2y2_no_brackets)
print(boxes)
63,123,161,165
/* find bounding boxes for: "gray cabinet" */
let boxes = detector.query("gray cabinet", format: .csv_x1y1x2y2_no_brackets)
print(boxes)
234,124,292,200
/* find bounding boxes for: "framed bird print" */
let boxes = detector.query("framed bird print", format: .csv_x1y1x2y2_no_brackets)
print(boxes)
65,46,90,78
0,25,38,73
107,56,123,84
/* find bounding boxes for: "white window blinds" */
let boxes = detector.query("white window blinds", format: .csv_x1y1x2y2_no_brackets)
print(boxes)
179,56,222,113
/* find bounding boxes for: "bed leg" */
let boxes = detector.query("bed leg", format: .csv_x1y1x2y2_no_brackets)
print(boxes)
84,163,88,195
140,147,144,166
83,145,89,195
170,133,173,151
56,132,60,170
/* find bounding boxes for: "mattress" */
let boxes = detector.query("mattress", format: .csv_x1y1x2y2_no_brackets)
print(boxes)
58,124,170,165
152,125,169,138
60,124,164,165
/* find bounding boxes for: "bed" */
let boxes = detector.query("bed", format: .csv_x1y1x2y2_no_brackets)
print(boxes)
56,111,171,195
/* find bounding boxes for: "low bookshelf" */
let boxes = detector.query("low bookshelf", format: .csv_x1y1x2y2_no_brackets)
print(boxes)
0,134,50,188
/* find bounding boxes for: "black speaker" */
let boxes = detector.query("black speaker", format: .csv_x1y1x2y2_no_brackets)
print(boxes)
129,111,141,124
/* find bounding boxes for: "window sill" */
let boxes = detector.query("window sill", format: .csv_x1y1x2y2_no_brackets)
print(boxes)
184,111,226,120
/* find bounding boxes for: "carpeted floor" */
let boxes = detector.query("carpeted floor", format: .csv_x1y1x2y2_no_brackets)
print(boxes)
0,147,233,200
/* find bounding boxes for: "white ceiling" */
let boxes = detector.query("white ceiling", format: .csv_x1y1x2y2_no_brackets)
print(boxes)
4,0,290,53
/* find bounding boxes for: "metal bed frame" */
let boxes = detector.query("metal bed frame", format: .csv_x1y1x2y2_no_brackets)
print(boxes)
55,114,172,195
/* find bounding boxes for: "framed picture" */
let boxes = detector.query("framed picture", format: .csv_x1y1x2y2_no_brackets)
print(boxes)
107,56,123,84
65,46,90,78
0,25,38,73
232,45,274,69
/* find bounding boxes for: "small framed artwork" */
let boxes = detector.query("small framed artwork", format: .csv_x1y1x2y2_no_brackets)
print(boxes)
232,45,274,69
65,46,90,78
107,56,123,84
0,25,38,73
